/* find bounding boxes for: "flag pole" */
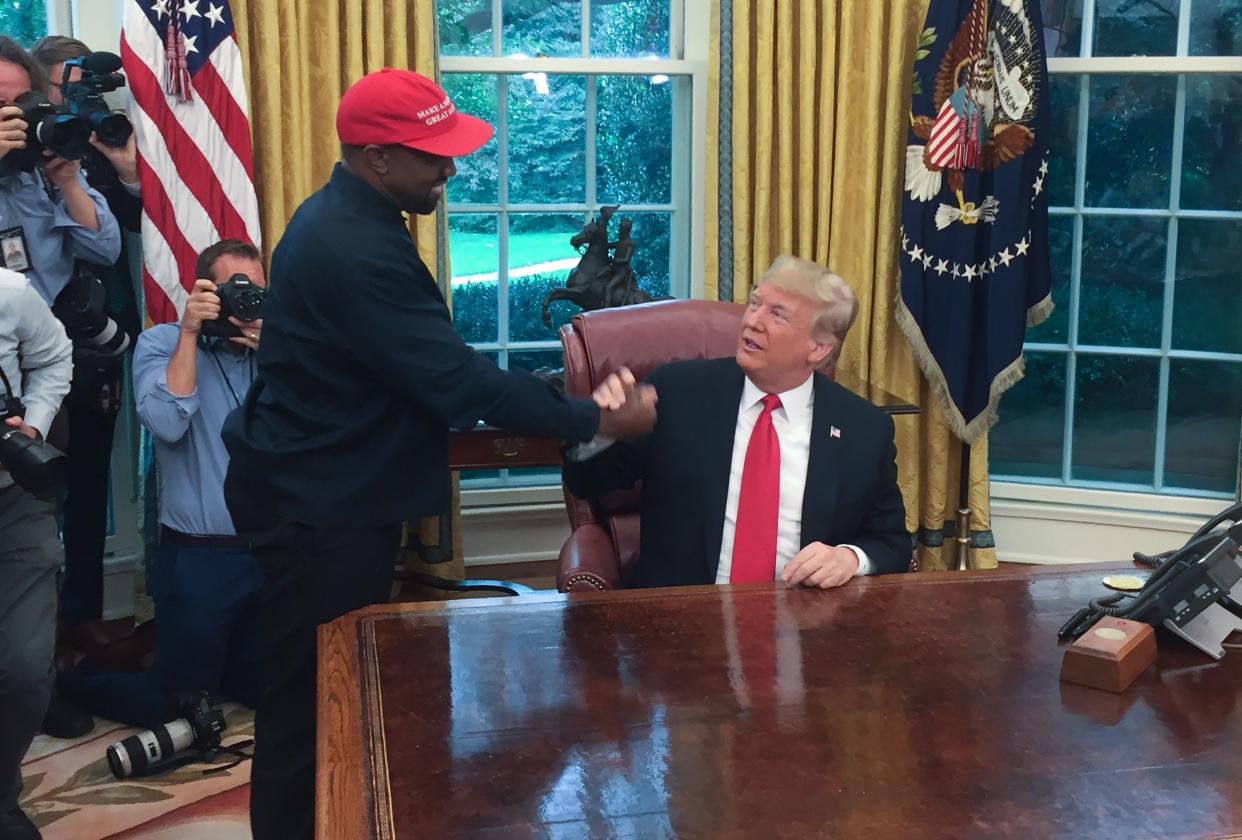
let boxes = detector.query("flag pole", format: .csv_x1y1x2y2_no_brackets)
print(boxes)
955,442,972,570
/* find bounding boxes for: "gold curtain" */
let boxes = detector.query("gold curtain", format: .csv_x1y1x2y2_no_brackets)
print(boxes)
705,0,997,570
229,0,465,581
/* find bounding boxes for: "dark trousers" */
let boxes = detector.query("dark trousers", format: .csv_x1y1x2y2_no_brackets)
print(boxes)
59,400,119,623
239,517,400,840
0,484,60,814
59,540,265,730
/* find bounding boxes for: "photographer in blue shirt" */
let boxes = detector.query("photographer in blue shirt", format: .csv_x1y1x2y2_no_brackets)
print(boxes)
59,240,266,729
0,37,120,306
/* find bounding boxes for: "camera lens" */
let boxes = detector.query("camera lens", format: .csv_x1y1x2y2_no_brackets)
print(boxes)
233,289,265,321
91,111,132,147
38,113,91,160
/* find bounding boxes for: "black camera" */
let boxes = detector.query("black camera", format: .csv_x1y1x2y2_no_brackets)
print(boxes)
60,52,132,149
1,51,131,175
106,691,227,779
201,273,266,339
52,264,131,358
0,387,67,496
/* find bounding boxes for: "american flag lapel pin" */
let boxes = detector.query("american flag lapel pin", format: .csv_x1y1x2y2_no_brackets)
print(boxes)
830,426,842,439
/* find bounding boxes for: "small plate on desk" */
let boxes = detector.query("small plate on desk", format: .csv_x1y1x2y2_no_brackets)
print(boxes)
1102,573,1149,593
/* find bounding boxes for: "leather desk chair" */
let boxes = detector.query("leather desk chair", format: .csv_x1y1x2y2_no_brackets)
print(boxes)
554,298,919,593
557,299,798,592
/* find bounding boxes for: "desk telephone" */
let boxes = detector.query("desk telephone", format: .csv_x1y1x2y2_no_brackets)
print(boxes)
1059,502,1242,659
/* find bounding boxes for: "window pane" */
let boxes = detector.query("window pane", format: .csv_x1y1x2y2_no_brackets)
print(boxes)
443,74,500,205
504,0,582,57
449,214,500,344
507,213,587,341
1078,216,1166,349
591,0,670,57
507,74,586,204
1042,0,1084,57
1190,0,1242,56
624,211,672,297
1180,74,1242,212
0,0,47,45
509,348,563,374
1085,75,1176,208
1029,214,1072,343
989,351,1068,479
1092,0,1180,56
1046,74,1080,207
438,0,494,57
1173,219,1242,354
596,75,673,205
1071,354,1159,485
1165,361,1242,495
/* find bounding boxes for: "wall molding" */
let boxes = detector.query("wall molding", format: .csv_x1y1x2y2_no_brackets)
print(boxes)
461,482,1232,570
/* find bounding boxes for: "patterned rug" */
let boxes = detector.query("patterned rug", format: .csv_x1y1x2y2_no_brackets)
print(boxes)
20,705,253,840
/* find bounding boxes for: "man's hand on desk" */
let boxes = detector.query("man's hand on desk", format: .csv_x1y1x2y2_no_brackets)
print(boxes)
782,542,859,589
594,366,658,440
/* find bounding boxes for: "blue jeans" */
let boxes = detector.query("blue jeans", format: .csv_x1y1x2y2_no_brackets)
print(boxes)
60,541,264,729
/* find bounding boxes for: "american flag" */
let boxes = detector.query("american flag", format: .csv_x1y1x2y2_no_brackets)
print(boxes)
926,99,964,170
120,0,261,324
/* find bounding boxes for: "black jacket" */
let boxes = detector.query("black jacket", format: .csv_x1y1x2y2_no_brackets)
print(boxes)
563,358,909,588
223,164,600,527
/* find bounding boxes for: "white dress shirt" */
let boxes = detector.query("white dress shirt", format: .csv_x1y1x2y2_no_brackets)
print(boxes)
0,268,73,489
570,371,872,584
713,374,871,583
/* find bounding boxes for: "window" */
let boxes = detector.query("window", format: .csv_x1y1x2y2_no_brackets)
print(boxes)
0,0,49,45
990,0,1242,499
437,0,705,486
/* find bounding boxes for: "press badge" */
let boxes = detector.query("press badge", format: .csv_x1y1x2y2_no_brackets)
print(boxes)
0,226,31,273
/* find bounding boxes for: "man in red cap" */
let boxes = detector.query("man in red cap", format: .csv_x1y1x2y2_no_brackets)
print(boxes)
221,69,656,840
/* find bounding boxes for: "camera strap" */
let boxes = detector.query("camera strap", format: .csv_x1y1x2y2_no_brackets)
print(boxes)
204,342,254,409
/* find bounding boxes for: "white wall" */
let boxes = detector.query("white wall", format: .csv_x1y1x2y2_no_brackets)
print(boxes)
68,0,126,50
461,482,1233,571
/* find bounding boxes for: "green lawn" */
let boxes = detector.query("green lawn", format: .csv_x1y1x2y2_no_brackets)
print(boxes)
449,232,580,277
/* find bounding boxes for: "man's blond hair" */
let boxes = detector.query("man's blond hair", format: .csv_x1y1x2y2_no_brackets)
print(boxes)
758,255,859,368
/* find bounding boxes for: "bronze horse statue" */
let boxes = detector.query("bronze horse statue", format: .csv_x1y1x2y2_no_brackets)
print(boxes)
540,206,659,327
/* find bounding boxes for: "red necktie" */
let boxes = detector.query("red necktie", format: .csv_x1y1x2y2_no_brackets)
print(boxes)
731,394,782,583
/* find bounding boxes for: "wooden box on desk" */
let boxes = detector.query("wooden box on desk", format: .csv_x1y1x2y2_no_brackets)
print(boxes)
1060,616,1157,694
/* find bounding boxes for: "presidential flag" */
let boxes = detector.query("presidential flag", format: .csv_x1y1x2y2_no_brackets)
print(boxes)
121,0,261,324
896,0,1052,443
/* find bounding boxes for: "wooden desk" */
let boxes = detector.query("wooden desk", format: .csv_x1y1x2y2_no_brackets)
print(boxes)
317,566,1242,839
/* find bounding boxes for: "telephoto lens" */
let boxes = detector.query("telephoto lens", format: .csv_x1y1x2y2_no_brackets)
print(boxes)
105,719,196,779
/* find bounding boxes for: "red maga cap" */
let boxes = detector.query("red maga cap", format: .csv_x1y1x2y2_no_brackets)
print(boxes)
335,68,494,156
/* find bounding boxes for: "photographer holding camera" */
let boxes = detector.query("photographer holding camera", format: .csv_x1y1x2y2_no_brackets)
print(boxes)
0,267,73,840
31,36,142,640
0,36,120,307
59,240,266,730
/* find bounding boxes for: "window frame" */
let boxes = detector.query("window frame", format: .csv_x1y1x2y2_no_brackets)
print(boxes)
440,0,709,489
992,0,1242,500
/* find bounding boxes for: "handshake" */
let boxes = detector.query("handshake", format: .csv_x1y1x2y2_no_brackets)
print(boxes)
592,367,658,440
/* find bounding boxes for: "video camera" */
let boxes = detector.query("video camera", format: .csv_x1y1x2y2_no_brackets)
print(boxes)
1,51,132,175
105,691,231,779
200,273,266,339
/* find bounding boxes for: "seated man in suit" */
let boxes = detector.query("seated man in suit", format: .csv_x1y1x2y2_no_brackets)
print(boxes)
564,254,909,589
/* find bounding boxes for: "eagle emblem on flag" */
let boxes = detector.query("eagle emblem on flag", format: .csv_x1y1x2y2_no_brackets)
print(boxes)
895,0,1052,444
905,0,1041,230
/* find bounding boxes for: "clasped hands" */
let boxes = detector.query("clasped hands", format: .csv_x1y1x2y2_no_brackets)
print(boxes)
591,366,658,439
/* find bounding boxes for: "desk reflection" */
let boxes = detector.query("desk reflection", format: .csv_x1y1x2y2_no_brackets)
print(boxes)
332,569,1242,839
